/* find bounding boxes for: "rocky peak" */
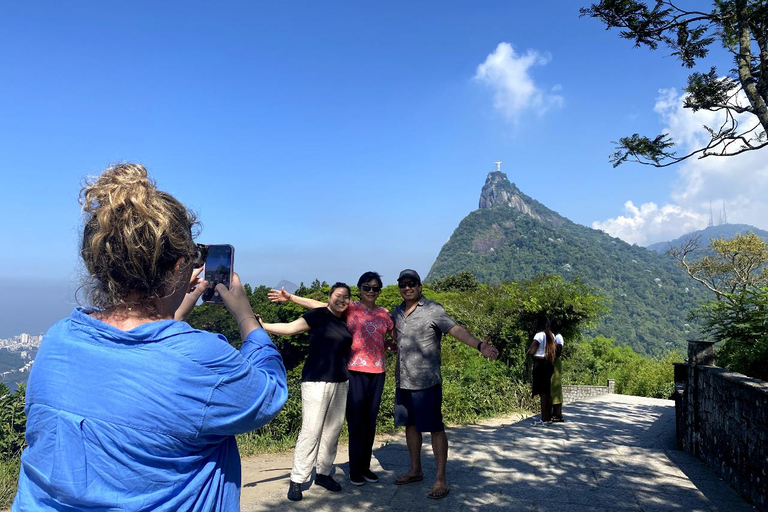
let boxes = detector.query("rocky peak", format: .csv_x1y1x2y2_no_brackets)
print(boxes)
478,171,539,220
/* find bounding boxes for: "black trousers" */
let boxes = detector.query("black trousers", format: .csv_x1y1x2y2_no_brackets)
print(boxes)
346,370,385,477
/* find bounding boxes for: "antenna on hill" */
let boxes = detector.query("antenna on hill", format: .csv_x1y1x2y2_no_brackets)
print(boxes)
708,201,714,227
494,161,502,172
720,200,728,225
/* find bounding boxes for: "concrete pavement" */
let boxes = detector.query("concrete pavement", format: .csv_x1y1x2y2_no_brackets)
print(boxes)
240,394,755,511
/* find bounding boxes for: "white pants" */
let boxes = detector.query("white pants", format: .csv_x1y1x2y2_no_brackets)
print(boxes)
291,380,349,483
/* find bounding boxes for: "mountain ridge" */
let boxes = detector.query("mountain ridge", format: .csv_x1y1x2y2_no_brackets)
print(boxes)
427,171,708,356
647,223,768,254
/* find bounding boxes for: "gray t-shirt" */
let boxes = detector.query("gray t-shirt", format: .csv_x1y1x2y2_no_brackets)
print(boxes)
393,296,456,390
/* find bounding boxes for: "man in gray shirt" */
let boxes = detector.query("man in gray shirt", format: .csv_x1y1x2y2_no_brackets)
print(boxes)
392,269,499,499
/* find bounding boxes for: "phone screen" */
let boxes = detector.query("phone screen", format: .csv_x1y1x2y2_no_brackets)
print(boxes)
202,244,234,304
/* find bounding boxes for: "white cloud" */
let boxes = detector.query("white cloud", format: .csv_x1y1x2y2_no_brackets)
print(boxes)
595,87,768,246
474,42,563,122
592,201,705,246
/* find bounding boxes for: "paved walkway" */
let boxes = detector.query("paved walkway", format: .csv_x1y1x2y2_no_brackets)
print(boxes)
240,394,755,512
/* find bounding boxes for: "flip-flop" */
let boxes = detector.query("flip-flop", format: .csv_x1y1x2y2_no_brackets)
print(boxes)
394,474,424,485
428,486,450,499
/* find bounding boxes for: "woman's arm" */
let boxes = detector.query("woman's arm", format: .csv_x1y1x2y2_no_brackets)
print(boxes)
261,317,311,336
200,274,289,435
199,328,289,436
268,287,326,309
527,339,540,356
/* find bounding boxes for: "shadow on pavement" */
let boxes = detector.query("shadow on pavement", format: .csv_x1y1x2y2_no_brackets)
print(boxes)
241,394,755,512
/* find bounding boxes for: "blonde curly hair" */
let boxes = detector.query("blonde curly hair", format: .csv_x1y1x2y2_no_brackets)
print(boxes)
79,163,199,312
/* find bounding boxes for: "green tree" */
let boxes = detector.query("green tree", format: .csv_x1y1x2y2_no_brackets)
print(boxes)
430,270,480,292
669,232,768,302
700,286,768,380
670,232,768,379
436,275,608,373
581,0,768,167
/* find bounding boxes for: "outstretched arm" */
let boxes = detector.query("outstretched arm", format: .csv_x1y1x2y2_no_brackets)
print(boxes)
260,317,311,336
448,325,499,360
268,287,326,309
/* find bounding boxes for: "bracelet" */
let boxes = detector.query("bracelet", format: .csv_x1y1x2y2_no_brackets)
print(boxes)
477,341,483,352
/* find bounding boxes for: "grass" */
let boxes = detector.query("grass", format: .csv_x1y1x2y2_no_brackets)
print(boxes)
0,457,20,509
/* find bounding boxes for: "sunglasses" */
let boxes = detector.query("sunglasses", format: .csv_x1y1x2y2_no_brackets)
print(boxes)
398,280,420,289
191,243,209,267
361,285,382,293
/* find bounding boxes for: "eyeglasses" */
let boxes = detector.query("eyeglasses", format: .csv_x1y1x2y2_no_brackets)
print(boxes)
398,280,419,289
361,285,382,293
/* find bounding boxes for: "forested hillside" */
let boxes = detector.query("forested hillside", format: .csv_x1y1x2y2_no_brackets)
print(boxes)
427,172,708,356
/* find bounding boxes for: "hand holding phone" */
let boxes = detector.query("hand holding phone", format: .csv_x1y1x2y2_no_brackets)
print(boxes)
201,244,234,304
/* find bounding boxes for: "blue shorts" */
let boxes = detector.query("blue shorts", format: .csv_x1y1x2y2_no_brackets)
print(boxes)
394,384,445,433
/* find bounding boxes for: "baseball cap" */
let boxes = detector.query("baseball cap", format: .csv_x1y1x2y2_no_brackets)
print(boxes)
397,269,421,282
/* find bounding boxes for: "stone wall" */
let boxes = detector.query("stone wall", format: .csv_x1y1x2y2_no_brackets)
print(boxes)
675,341,768,511
563,379,615,403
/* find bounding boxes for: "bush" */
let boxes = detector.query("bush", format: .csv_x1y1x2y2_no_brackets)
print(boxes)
0,383,26,508
564,336,681,398
700,287,768,381
0,383,26,461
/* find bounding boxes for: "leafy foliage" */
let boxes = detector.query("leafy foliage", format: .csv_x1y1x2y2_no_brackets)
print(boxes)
432,276,607,373
430,270,480,292
0,383,26,509
699,286,768,381
0,383,26,461
670,232,768,302
581,0,768,167
669,232,768,380
566,336,680,398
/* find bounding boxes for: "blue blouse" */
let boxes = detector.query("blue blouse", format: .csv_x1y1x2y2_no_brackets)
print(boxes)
13,308,288,511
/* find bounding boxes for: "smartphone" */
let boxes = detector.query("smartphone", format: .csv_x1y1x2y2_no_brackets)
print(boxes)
201,244,234,304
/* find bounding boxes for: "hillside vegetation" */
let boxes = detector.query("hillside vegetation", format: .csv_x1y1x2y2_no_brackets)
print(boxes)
427,173,709,356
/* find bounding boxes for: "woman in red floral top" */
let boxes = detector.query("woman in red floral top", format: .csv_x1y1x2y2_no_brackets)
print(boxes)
269,271,395,486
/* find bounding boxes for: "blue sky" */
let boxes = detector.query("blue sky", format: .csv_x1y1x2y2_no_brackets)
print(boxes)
2,1,765,337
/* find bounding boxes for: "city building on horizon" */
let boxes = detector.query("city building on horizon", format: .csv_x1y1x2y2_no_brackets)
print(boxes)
1,333,43,351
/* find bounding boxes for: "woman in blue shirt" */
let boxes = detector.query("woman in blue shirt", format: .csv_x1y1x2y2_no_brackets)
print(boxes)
13,163,288,511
